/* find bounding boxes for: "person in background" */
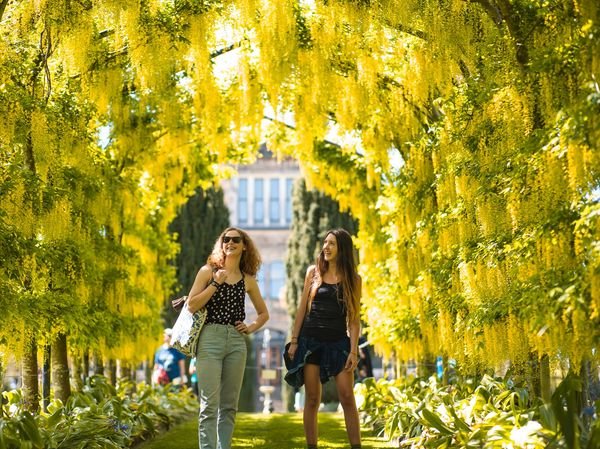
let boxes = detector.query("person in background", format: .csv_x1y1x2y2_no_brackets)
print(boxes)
285,228,362,449
186,227,269,449
356,336,373,382
152,328,187,387
189,357,199,396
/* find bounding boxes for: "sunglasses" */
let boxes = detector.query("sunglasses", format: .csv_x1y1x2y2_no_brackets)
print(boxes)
223,236,243,244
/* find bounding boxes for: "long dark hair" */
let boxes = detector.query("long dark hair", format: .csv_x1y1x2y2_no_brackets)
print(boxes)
207,227,261,276
310,228,360,323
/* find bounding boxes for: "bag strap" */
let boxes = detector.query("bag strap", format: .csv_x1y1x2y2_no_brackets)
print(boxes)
171,295,187,313
172,266,218,312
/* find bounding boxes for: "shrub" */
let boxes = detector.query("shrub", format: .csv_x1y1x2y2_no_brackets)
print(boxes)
356,374,599,448
0,375,198,448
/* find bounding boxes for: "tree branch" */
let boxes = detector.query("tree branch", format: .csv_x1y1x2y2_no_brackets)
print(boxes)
42,28,56,104
210,41,244,59
262,115,341,147
470,0,531,64
381,16,428,40
0,0,10,23
469,0,503,26
98,29,115,39
71,37,244,80
328,56,431,121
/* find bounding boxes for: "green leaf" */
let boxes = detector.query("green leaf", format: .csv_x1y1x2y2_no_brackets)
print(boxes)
420,408,454,436
430,435,451,448
448,406,471,433
19,440,33,449
19,413,43,448
538,403,557,431
139,414,156,434
551,373,582,449
0,422,7,449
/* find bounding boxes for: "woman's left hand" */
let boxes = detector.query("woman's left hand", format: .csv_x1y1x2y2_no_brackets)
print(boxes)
344,352,358,371
235,321,249,334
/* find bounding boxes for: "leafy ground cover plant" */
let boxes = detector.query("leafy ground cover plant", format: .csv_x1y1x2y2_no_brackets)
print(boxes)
0,375,197,449
356,373,599,448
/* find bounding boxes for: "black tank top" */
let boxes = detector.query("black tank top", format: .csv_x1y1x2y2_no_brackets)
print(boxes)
301,282,347,341
205,276,246,325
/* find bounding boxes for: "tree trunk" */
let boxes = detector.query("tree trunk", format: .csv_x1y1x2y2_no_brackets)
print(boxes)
581,359,592,410
394,357,405,378
0,0,11,24
529,352,542,399
419,354,436,378
539,354,551,403
51,333,71,402
82,350,90,383
144,359,152,385
93,352,104,376
22,336,39,413
42,345,51,412
442,355,450,385
117,360,136,393
118,360,131,382
71,351,84,391
106,359,116,386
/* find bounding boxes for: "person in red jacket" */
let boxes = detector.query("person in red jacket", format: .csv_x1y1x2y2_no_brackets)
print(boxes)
152,328,186,386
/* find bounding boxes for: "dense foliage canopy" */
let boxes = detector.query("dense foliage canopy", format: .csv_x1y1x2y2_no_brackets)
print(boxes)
1,0,598,377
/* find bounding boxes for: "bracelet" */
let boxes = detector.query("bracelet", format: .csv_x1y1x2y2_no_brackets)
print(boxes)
291,337,298,342
290,342,298,345
210,279,222,288
350,351,358,357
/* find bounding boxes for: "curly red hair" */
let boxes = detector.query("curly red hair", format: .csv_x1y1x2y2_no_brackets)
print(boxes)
207,227,262,276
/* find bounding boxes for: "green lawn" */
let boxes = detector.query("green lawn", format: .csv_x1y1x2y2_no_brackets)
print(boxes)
137,412,396,449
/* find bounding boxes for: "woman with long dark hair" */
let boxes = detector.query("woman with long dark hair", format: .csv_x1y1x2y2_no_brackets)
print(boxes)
285,228,362,449
187,227,269,449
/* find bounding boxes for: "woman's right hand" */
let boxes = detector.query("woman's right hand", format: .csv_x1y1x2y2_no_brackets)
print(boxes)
287,342,298,359
213,269,227,285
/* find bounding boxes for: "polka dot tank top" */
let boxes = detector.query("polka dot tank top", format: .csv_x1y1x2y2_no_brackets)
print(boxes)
205,275,246,325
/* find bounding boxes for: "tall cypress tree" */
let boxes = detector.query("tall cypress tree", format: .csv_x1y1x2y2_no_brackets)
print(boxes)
285,178,358,322
165,187,230,324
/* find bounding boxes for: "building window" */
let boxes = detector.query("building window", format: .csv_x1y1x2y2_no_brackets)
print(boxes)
269,178,280,225
269,261,285,300
254,178,264,225
238,178,248,225
257,266,266,297
285,178,293,224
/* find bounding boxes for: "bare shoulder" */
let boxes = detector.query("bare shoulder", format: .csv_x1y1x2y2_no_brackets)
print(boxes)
302,265,316,284
244,272,258,290
195,264,213,281
198,264,213,275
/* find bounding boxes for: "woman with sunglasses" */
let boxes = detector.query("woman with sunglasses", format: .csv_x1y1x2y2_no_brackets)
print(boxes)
285,228,362,449
187,227,269,449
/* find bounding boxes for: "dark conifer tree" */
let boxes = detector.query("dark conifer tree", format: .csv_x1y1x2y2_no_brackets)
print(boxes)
285,179,357,320
165,187,230,324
